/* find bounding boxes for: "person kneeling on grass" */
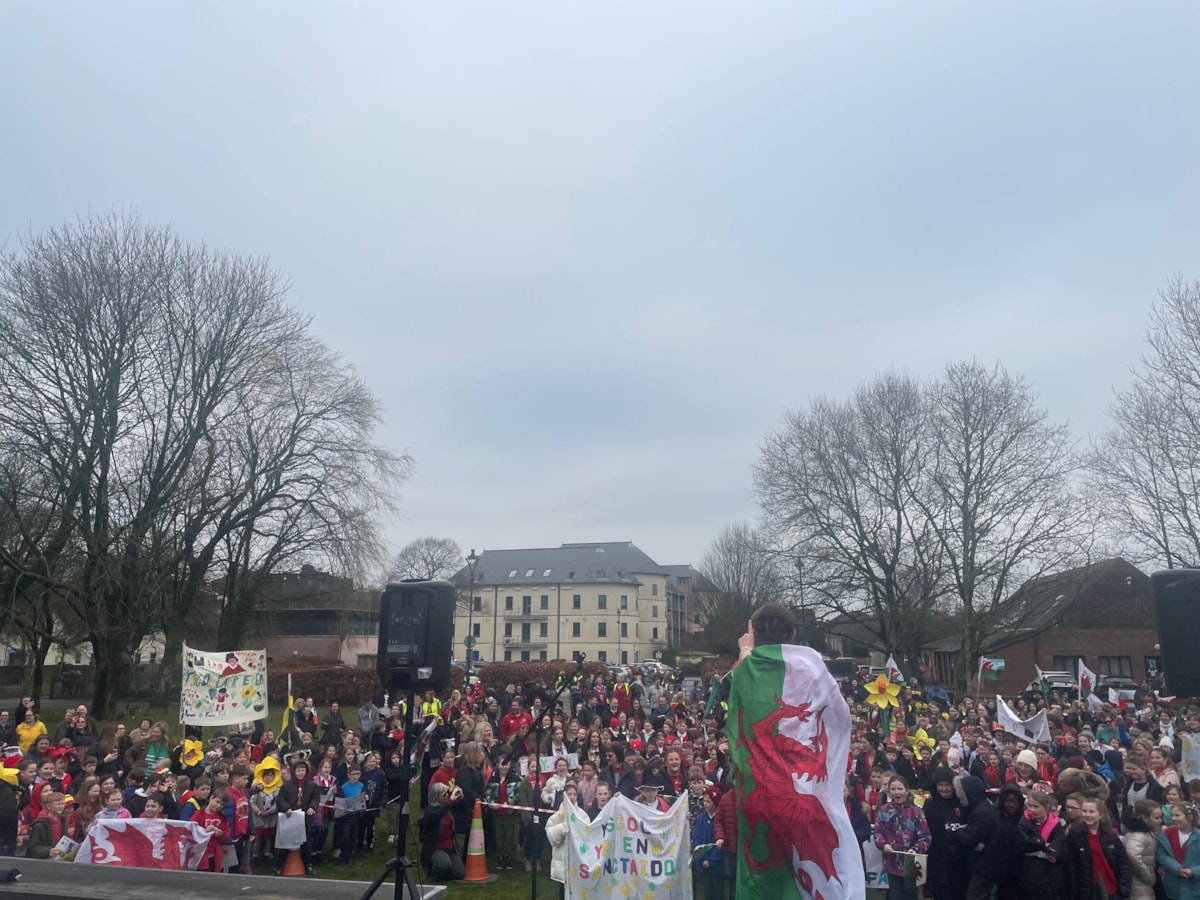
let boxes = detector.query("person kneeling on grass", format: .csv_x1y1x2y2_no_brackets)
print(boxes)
420,783,465,881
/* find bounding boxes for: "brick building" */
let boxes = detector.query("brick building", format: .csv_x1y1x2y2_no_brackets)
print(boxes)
921,558,1160,696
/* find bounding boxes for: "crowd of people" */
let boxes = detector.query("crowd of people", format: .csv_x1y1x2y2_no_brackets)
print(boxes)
843,678,1200,900
2,663,1200,900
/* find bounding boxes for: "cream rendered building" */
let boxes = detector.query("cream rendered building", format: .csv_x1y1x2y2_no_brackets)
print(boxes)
455,541,677,666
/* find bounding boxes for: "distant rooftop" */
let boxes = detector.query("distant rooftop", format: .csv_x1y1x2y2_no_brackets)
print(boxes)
455,541,671,587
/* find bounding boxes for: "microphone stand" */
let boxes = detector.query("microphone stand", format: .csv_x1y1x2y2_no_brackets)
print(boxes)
528,654,586,900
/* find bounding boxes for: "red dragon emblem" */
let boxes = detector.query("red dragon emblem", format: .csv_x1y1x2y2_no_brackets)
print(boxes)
736,698,841,899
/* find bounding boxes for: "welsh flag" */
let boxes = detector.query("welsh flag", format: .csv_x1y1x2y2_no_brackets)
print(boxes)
727,643,865,900
885,655,905,684
980,658,1005,680
1079,662,1097,697
76,818,213,869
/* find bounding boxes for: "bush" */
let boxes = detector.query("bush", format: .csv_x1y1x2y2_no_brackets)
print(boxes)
476,660,608,697
699,656,736,681
267,659,471,706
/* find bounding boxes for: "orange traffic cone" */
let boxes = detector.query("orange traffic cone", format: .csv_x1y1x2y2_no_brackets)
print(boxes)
282,848,306,877
462,798,493,882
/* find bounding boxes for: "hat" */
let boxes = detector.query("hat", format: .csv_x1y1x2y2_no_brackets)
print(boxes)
703,785,723,805
1016,749,1038,769
1159,735,1176,749
637,783,662,795
180,739,205,767
610,718,620,730
629,739,643,752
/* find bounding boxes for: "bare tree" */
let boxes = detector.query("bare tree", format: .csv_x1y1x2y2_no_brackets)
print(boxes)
915,361,1091,685
1090,278,1200,568
389,537,463,582
755,372,949,670
0,215,407,714
694,523,786,653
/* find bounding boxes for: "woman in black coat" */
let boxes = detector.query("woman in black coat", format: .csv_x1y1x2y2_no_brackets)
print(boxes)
1063,797,1132,900
1014,788,1069,900
954,775,999,898
923,767,969,900
275,758,322,874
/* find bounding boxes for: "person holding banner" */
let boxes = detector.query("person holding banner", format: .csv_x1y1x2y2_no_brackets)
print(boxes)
545,779,577,900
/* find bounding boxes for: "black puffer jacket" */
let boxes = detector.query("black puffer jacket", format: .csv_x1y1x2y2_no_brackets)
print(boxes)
1013,812,1068,900
923,769,969,900
990,786,1025,897
954,775,997,879
1063,822,1132,900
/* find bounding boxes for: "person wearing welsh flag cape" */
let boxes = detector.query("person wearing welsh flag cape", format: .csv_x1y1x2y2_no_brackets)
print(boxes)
727,604,866,900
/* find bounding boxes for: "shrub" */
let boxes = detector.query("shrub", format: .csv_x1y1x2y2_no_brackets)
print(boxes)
699,656,735,681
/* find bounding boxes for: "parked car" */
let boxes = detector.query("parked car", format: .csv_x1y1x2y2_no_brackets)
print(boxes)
1018,671,1079,702
1096,674,1138,701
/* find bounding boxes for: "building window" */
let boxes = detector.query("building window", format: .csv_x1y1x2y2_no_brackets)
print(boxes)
573,594,581,609
620,622,628,638
74,650,82,665
540,595,549,610
539,622,548,637
539,651,547,660
473,597,482,611
653,627,659,640
472,623,481,637
621,650,628,665
1146,656,1162,679
598,595,607,609
620,595,628,609
652,606,658,617
598,650,607,662
598,622,607,638
505,596,513,611
504,623,513,637
521,651,530,662
543,569,552,577
1051,656,1077,676
504,651,512,662
572,622,581,637
525,569,534,577
508,570,518,578
522,596,532,614
1099,656,1133,677
652,584,658,596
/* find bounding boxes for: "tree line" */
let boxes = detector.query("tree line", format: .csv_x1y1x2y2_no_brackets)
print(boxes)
695,277,1200,687
0,216,409,716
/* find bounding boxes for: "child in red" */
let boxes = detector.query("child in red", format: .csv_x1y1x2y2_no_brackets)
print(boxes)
194,790,229,873
223,765,252,874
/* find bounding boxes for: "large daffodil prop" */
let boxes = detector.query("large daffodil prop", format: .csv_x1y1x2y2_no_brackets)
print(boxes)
865,672,903,737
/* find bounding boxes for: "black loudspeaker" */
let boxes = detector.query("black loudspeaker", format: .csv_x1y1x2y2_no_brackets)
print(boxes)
1151,569,1200,697
377,579,455,691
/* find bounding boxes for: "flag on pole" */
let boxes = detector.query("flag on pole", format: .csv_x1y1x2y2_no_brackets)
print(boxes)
995,695,1051,743
727,643,865,900
980,658,1006,680
280,673,293,739
884,655,905,684
410,716,439,768
1079,661,1097,697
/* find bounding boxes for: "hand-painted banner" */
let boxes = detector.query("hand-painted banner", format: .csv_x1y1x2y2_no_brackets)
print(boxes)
564,794,691,900
75,817,213,869
180,643,269,726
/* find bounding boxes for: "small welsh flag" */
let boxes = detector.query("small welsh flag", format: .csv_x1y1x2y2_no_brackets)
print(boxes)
903,852,928,888
980,658,1005,680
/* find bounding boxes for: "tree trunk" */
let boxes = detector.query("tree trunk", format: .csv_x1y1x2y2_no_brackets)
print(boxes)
90,636,133,720
152,637,182,708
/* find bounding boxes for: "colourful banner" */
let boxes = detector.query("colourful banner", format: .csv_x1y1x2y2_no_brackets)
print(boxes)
565,794,691,900
180,643,268,726
75,818,213,869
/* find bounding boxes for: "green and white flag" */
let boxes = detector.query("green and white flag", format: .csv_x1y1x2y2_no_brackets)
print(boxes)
727,643,865,900
980,658,1005,680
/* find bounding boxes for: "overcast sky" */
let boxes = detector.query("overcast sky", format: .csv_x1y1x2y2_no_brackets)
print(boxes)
2,2,1198,570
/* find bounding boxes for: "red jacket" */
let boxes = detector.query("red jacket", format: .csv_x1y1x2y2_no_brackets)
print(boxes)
500,711,532,741
714,788,737,853
612,683,630,714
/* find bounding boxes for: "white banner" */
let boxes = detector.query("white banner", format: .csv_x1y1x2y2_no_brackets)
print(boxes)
995,695,1051,744
76,818,212,869
565,794,691,900
180,643,269,726
1181,734,1200,782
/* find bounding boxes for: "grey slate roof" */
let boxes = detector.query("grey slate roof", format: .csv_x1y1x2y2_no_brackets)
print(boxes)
456,541,668,587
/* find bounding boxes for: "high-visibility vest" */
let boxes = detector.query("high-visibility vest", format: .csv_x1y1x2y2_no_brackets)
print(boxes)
422,698,442,720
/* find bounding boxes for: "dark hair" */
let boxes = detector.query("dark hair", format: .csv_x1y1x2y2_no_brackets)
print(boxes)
229,764,251,779
193,776,212,790
750,603,796,646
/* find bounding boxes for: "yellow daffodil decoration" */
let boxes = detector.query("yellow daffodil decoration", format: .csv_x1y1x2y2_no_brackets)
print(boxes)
865,674,901,710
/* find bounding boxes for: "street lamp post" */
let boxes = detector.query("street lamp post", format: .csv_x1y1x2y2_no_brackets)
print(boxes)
617,606,622,666
464,549,479,691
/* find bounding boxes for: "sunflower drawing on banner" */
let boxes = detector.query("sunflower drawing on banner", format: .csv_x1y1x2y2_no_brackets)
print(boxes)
864,672,903,737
